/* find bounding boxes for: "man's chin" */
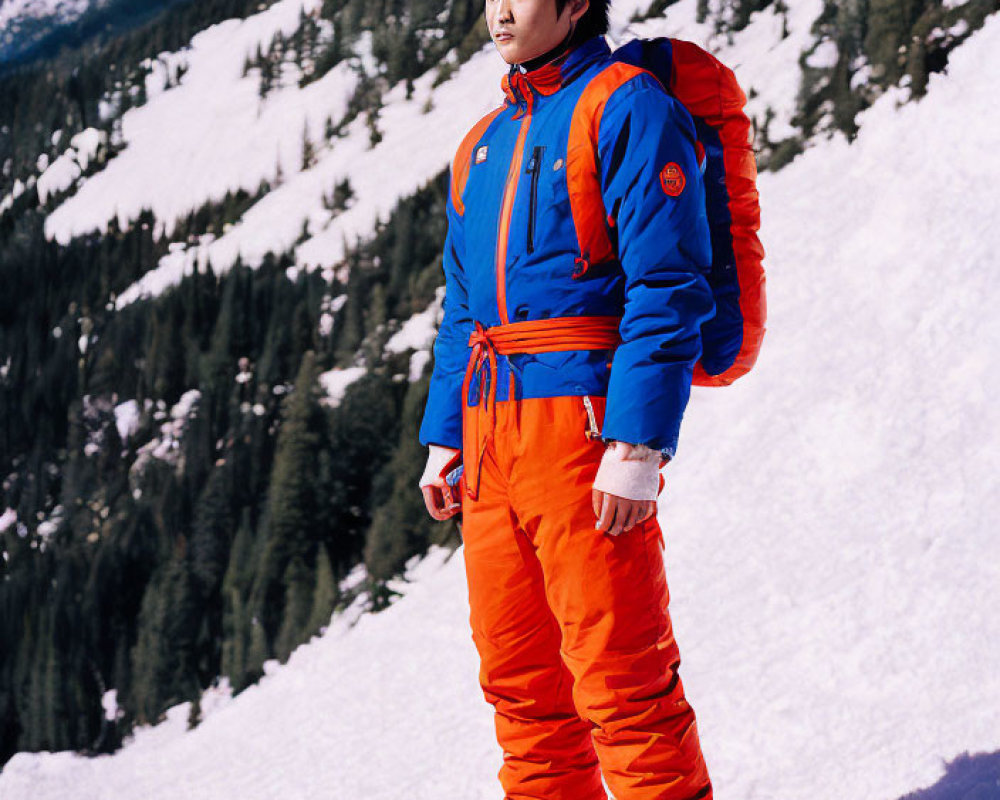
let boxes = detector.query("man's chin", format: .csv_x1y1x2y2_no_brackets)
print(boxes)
494,42,519,64
494,40,540,65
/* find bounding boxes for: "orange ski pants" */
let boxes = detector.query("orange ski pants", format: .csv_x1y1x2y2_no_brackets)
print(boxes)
460,394,713,800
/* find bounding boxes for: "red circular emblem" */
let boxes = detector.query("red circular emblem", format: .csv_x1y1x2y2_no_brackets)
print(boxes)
659,162,686,197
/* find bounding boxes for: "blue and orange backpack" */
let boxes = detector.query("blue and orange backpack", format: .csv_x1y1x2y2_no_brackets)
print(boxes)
612,37,766,387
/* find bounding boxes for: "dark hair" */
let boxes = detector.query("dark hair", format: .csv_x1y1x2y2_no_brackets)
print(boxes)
555,0,610,38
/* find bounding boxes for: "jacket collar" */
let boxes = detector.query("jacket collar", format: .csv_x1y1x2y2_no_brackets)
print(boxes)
502,35,611,107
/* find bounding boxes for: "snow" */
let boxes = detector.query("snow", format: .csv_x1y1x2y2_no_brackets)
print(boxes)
663,12,1000,797
42,0,360,292
947,18,970,38
131,390,201,472
384,286,442,356
0,0,92,30
806,38,839,70
0,177,28,216
384,285,444,381
0,548,488,798
101,690,120,722
36,520,57,540
111,39,501,307
114,399,140,443
39,0,498,307
622,0,823,143
3,6,1000,800
171,389,201,420
317,292,347,337
317,365,366,407
0,508,16,533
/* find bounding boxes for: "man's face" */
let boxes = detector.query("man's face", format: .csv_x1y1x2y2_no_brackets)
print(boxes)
485,0,590,65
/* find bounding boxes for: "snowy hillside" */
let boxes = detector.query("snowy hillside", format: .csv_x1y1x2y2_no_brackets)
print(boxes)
0,0,93,31
29,0,819,311
0,0,189,67
0,0,101,63
2,4,999,798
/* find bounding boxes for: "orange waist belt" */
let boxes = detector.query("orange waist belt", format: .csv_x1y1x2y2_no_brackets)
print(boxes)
460,315,622,501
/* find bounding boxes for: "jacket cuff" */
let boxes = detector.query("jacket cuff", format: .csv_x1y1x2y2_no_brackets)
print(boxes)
592,441,662,501
418,444,462,489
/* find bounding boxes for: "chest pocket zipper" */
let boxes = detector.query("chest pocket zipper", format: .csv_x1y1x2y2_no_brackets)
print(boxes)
525,145,545,254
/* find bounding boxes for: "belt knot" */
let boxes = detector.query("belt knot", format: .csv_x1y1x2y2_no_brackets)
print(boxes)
459,315,623,501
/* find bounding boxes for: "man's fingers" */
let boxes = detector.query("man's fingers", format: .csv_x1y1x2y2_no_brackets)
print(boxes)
596,491,617,533
421,485,457,521
619,500,641,534
607,496,628,536
421,485,445,520
610,498,635,536
632,500,656,529
592,488,602,519
599,497,655,536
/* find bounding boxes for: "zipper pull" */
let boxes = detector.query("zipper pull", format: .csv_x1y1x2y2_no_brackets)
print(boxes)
526,151,538,174
582,395,601,440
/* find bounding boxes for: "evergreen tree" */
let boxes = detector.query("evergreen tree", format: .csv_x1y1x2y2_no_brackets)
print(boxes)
274,555,314,662
190,463,235,598
220,508,256,694
186,689,202,730
363,377,449,591
251,351,324,643
245,612,269,684
306,544,339,636
300,119,317,171
129,557,202,725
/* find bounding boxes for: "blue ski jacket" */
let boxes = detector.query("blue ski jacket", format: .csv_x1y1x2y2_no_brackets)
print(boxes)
418,34,716,462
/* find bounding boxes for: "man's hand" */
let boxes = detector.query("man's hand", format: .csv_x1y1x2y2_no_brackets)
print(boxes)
591,440,661,535
419,445,462,521
422,482,461,521
592,489,656,536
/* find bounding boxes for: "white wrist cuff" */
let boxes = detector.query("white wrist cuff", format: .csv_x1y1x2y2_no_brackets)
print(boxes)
592,442,662,501
419,444,461,489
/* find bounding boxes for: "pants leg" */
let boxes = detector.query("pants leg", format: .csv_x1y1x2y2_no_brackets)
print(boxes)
462,433,607,800
509,395,713,800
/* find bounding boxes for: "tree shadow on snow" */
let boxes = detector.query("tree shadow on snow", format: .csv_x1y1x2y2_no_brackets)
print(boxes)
896,750,1000,800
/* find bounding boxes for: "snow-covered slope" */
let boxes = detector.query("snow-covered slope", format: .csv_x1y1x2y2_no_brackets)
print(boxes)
0,0,101,63
0,0,1000,800
2,8,999,798
0,0,92,31
0,0,187,66
0,548,496,799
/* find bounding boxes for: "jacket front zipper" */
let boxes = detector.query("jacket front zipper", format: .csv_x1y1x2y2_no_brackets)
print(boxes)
525,145,544,255
495,91,534,325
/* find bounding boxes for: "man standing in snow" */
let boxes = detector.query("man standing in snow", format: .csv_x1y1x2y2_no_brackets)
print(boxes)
418,0,716,797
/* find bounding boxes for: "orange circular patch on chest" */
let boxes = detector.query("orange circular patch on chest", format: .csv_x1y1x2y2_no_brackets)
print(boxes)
659,162,686,197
